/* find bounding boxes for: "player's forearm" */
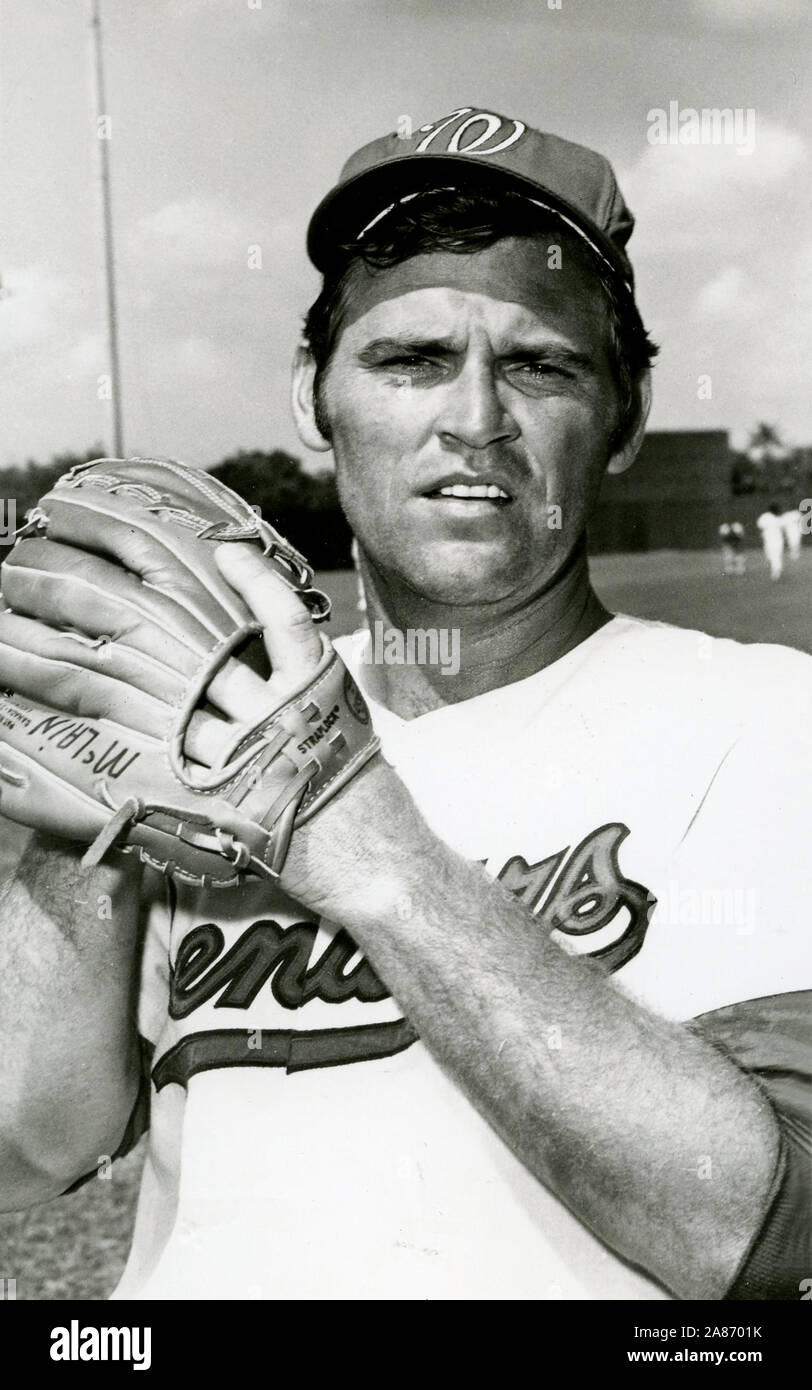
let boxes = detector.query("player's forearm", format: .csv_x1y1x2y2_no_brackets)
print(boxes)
302,771,780,1301
0,830,144,1206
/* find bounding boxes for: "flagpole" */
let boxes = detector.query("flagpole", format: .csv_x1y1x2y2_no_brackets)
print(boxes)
90,0,124,456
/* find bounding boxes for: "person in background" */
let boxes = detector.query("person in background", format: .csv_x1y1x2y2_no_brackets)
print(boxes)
718,521,746,576
779,506,803,562
756,504,785,581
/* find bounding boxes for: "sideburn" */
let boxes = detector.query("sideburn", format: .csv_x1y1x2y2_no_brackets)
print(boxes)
312,367,333,443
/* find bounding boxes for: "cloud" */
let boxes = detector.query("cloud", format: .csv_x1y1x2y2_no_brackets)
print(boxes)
126,196,260,270
651,238,812,445
143,334,228,384
693,266,765,321
65,331,106,377
0,265,77,355
624,117,805,210
169,0,256,16
619,119,808,262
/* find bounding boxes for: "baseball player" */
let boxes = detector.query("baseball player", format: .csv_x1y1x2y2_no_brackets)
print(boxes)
718,521,746,575
780,505,803,561
0,106,809,1303
756,503,786,580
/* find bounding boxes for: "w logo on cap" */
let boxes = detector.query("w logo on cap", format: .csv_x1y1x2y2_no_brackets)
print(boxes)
308,104,636,290
412,107,527,156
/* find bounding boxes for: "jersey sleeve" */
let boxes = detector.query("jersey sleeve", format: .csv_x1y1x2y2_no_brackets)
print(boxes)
690,991,811,1300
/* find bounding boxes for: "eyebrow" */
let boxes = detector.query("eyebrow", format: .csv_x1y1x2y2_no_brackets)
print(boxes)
357,336,460,360
500,346,598,372
356,336,598,372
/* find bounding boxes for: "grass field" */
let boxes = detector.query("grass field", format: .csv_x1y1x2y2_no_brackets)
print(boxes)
1,546,809,1299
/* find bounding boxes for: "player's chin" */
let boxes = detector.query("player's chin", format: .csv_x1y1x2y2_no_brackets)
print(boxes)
394,539,539,607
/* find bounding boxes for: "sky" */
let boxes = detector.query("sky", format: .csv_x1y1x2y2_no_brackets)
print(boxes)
0,0,810,470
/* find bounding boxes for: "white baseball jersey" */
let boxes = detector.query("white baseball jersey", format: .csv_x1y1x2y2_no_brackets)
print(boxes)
781,510,803,550
757,513,785,549
111,614,812,1300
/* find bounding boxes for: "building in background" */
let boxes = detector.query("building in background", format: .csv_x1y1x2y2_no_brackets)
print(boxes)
589,430,812,553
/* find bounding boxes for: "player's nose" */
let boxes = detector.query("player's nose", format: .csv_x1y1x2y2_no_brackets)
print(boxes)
434,356,519,453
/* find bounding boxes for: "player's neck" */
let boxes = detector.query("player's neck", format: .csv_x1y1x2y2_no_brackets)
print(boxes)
358,546,612,718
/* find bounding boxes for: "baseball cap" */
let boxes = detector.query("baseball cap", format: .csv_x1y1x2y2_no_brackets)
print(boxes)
307,105,636,292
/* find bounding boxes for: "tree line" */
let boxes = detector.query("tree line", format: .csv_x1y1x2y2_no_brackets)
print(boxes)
731,423,812,499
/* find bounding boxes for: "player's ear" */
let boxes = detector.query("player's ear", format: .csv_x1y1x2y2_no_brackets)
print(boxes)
291,344,332,453
606,369,652,476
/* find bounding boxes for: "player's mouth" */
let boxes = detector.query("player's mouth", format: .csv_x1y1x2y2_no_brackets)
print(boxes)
421,473,514,507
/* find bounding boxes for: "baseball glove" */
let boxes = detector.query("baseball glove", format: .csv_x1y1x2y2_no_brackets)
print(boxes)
0,457,379,888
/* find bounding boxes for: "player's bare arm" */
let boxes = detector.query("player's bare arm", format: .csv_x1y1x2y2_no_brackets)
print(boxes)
0,831,144,1209
215,544,782,1304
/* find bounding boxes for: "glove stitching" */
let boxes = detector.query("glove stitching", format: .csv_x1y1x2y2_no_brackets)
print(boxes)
45,490,246,636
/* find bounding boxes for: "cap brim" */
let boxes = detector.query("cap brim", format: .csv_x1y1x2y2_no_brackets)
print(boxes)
307,153,633,289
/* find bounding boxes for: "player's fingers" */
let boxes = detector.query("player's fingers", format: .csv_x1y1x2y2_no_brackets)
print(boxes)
214,544,325,683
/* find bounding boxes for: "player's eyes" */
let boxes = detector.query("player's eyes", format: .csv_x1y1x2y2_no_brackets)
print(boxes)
510,361,570,379
505,362,575,393
382,354,434,367
377,355,444,380
363,354,577,391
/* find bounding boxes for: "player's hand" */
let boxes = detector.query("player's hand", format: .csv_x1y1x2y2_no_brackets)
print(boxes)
214,544,421,919
214,542,325,708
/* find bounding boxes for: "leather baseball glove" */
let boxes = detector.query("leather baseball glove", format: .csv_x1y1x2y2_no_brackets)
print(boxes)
0,457,379,888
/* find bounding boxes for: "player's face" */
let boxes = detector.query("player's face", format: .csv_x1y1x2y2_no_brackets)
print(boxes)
308,236,629,606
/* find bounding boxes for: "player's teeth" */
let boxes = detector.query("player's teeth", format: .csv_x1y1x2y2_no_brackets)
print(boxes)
438,483,508,499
